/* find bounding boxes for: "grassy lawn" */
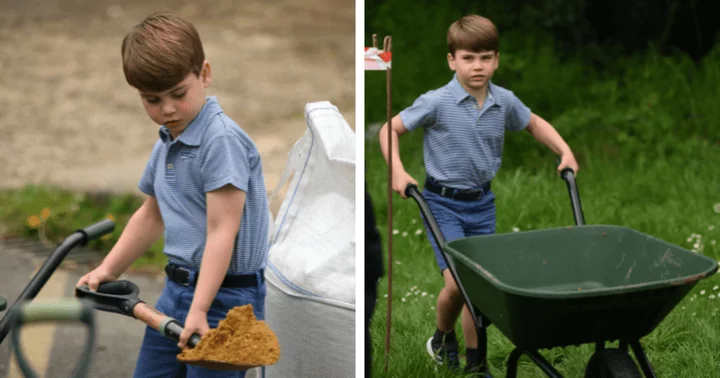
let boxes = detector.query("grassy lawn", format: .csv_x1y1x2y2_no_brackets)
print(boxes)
0,186,167,269
365,132,720,377
365,5,720,374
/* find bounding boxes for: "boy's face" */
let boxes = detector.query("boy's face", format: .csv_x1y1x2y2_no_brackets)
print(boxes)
447,49,499,92
138,60,212,138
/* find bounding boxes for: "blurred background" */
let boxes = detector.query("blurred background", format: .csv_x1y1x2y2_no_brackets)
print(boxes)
365,1,719,377
1,0,354,196
0,0,354,260
0,1,353,377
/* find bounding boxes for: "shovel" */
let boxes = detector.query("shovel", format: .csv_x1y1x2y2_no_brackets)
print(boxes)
75,280,260,371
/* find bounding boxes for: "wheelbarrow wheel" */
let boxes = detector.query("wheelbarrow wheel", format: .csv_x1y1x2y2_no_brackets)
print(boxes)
584,348,642,378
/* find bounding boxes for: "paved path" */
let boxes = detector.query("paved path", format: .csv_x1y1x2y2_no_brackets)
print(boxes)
0,239,260,378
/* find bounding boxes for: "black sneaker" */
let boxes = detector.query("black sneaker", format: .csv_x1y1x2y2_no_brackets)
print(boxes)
426,336,460,370
463,362,493,377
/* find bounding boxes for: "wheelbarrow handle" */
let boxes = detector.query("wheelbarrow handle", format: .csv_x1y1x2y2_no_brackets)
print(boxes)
10,299,95,378
404,183,489,332
0,219,115,345
76,219,115,246
556,159,585,226
405,184,446,246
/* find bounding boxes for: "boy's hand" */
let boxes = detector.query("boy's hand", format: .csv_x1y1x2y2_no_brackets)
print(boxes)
178,308,209,349
557,152,580,176
392,170,418,199
76,265,118,291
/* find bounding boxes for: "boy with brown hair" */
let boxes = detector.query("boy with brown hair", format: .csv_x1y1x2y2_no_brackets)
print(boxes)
77,12,269,378
378,14,579,375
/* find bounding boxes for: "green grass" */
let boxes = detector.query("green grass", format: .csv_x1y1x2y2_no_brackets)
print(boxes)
364,34,720,376
0,185,167,268
366,142,720,377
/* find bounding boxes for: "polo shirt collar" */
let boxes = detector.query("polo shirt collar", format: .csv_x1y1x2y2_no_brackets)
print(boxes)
158,96,223,145
448,74,498,107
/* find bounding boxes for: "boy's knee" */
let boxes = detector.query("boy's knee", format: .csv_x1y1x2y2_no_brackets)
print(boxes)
443,281,461,299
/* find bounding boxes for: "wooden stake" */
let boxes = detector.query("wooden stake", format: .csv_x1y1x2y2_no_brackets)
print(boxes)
383,35,393,373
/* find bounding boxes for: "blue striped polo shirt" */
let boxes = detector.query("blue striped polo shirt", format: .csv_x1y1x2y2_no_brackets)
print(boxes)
400,74,532,190
139,96,269,274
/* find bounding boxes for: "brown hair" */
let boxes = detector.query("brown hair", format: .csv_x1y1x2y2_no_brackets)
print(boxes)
447,15,499,56
121,12,205,92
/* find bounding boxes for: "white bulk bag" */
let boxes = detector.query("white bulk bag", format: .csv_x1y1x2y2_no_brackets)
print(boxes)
262,101,355,378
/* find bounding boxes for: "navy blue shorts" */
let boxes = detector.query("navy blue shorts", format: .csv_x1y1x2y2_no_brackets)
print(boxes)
420,187,497,273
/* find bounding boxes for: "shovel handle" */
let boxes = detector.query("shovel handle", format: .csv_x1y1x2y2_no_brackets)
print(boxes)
132,303,202,348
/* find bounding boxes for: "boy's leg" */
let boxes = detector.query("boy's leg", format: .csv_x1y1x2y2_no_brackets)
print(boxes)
185,274,266,378
460,189,497,372
420,189,466,369
133,279,187,378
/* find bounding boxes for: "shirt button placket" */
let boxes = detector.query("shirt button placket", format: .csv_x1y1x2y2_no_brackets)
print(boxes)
166,148,176,182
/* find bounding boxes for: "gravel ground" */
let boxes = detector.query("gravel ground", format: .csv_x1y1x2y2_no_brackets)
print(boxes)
0,0,355,206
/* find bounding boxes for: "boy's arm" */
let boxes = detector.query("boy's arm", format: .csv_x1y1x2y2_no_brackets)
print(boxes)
525,113,580,175
378,114,418,198
178,184,245,347
77,196,164,290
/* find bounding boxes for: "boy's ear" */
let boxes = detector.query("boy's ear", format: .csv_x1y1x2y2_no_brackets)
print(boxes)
447,52,456,71
201,60,212,88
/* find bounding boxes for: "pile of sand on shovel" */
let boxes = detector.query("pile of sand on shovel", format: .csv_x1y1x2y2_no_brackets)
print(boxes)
177,304,280,370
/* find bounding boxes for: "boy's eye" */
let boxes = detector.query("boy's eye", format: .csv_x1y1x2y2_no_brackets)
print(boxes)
171,92,186,99
145,97,160,104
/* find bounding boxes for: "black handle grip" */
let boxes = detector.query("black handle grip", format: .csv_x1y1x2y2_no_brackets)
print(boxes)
75,280,143,317
76,219,115,245
556,158,585,226
164,320,203,348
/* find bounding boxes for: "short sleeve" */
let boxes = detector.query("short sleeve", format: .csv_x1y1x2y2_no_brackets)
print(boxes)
200,134,250,193
505,91,532,132
138,141,163,196
399,94,436,132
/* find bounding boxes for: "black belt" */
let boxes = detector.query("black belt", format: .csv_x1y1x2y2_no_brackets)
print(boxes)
425,176,491,201
165,263,262,288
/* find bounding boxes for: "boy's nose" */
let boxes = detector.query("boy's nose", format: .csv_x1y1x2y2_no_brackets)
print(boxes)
162,102,176,116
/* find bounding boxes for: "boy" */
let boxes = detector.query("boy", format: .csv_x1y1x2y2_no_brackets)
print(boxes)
76,12,269,378
378,14,579,375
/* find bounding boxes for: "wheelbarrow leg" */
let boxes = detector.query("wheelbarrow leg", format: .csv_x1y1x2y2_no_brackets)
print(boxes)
629,340,657,378
506,348,523,378
619,340,629,352
506,349,563,378
475,310,490,372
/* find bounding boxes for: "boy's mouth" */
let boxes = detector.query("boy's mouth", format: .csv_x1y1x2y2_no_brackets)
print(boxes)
166,120,181,126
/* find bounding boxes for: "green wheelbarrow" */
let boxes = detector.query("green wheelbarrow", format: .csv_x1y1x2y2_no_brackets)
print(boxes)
0,220,114,377
405,167,718,378
7,299,96,378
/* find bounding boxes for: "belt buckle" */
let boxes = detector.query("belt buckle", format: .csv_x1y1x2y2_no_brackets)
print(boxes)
474,190,484,200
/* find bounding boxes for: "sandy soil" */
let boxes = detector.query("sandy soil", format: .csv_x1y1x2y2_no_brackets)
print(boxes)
0,0,355,210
